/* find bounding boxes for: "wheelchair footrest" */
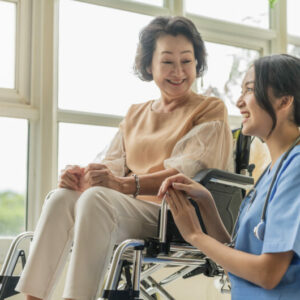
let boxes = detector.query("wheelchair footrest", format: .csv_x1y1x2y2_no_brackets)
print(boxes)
102,289,141,300
0,276,20,300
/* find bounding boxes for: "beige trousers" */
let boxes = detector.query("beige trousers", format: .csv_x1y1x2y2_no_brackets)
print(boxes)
16,186,160,300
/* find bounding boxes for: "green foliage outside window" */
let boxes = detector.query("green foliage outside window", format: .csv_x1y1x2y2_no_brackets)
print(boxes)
269,0,278,8
0,191,25,236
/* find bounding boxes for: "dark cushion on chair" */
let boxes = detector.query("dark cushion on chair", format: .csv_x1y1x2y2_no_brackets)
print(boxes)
159,169,254,245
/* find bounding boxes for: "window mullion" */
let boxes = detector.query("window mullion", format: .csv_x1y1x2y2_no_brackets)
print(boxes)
168,0,184,15
58,110,122,128
16,0,32,104
270,0,287,54
26,0,59,229
74,0,169,16
39,0,58,213
188,13,271,55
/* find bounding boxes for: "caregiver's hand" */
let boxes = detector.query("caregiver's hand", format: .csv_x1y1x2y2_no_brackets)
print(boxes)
158,173,213,206
166,188,204,244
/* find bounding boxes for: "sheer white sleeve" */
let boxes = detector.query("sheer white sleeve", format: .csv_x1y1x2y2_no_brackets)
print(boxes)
93,130,129,177
164,120,234,178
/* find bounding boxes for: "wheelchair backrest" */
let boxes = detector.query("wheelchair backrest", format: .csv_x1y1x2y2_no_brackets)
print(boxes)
232,128,252,175
159,127,254,245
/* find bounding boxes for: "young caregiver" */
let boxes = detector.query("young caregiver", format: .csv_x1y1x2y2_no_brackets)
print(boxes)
158,54,300,299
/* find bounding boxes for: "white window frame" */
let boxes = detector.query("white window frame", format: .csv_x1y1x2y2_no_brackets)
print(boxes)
0,0,289,261
0,0,32,104
0,0,37,261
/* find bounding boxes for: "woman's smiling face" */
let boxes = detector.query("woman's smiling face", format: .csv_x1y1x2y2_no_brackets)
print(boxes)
237,67,273,140
149,34,197,100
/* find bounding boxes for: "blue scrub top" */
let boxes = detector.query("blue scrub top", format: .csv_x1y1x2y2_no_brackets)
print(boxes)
228,145,300,300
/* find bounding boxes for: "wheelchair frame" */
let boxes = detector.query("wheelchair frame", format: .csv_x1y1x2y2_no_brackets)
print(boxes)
0,131,254,300
101,169,254,300
0,169,253,300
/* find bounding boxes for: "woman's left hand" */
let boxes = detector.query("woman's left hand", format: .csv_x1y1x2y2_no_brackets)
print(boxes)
82,163,122,192
166,188,204,244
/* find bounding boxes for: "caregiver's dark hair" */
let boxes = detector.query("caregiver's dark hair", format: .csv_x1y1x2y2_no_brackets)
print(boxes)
254,54,300,135
134,16,207,81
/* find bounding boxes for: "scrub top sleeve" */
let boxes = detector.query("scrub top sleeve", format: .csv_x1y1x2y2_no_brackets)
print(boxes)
262,153,300,257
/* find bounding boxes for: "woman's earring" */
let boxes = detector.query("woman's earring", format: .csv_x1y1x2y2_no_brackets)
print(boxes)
146,66,152,75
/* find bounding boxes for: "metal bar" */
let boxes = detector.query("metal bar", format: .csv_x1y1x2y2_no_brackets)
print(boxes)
169,245,201,253
143,256,206,266
103,239,145,292
139,250,189,281
158,195,168,243
147,277,175,300
159,266,197,286
143,285,158,296
0,231,34,276
132,250,143,293
209,178,253,190
140,285,156,300
140,264,165,281
5,250,25,276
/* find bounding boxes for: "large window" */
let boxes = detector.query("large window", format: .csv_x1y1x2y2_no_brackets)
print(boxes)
287,0,300,37
58,123,118,172
287,1,300,64
186,0,269,29
0,0,16,89
58,0,160,117
0,117,28,236
199,43,259,115
1,0,293,250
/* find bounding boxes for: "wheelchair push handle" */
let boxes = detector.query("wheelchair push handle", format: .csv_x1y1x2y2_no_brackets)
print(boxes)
158,194,168,244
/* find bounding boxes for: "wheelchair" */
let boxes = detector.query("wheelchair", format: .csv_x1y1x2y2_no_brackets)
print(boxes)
0,129,254,300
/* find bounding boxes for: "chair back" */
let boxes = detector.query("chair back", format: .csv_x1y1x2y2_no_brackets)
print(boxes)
158,127,254,245
232,128,252,175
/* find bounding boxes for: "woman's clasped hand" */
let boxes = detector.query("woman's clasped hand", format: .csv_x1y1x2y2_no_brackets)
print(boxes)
59,163,125,192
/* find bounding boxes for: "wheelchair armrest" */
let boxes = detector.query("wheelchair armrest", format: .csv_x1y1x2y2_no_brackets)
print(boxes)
192,168,254,190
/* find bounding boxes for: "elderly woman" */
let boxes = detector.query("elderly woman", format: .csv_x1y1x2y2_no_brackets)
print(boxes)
16,16,232,300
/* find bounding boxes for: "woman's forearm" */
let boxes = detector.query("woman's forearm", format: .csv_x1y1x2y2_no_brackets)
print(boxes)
120,168,179,195
191,233,292,289
197,196,231,243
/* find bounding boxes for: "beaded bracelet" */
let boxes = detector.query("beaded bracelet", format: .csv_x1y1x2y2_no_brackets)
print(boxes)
132,174,140,198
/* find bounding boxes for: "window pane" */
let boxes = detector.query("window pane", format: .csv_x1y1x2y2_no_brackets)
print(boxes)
0,118,28,236
288,44,300,58
58,123,118,173
122,0,163,6
0,1,16,89
186,0,269,29
288,0,300,36
58,0,160,116
198,43,259,115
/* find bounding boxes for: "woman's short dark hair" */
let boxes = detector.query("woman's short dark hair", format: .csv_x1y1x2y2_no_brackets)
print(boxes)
254,54,300,134
134,16,207,81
